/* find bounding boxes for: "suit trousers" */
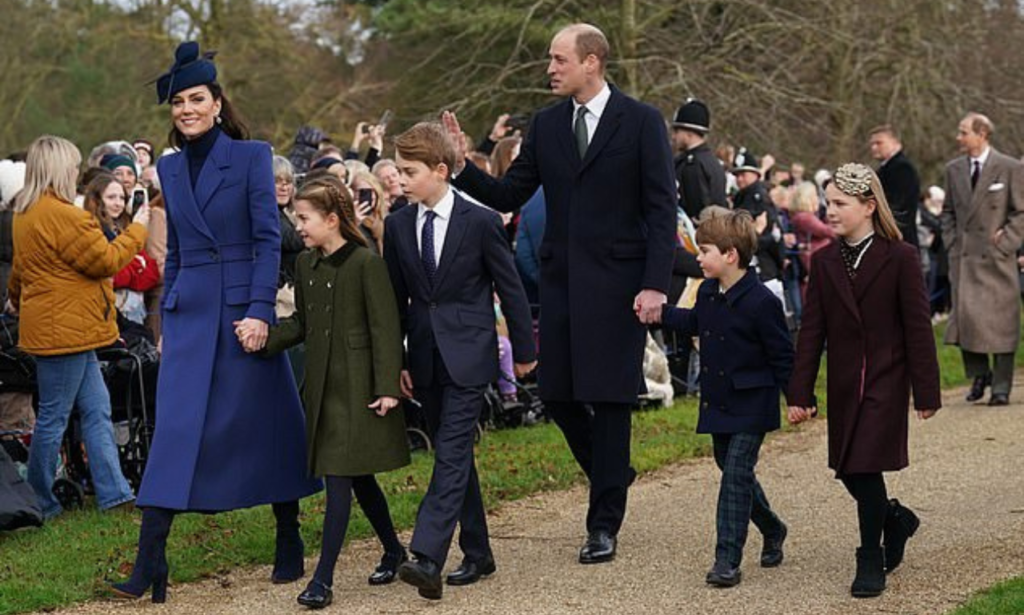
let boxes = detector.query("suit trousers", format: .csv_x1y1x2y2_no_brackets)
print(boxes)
410,349,491,567
962,350,1015,396
711,433,783,567
545,401,635,535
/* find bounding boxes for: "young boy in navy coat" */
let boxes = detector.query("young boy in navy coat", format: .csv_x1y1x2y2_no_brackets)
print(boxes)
652,208,793,588
383,123,536,600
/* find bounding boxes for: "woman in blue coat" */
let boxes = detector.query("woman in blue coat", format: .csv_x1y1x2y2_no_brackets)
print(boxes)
110,42,320,603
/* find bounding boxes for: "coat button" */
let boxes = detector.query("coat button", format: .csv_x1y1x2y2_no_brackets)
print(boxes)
327,282,332,288
702,402,709,409
719,336,725,341
718,370,725,376
702,366,708,373
430,302,437,309
703,330,710,337
309,280,314,286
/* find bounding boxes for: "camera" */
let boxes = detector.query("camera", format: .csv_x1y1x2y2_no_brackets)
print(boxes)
506,113,530,132
357,188,374,207
131,187,148,213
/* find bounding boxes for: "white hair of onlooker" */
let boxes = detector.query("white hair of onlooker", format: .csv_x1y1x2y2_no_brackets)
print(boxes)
813,168,832,189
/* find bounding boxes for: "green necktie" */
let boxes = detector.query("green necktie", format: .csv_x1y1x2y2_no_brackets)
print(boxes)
574,106,589,158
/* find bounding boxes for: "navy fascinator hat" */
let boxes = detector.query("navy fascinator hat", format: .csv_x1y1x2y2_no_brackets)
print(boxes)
155,41,218,104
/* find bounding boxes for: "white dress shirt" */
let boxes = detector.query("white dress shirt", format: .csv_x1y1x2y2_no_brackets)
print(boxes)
416,186,455,263
970,146,991,175
571,82,612,146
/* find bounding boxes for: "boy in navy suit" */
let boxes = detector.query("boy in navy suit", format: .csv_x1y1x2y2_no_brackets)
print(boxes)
652,208,793,588
383,123,536,600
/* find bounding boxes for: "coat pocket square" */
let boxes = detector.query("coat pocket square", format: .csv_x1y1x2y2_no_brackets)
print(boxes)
988,182,1005,192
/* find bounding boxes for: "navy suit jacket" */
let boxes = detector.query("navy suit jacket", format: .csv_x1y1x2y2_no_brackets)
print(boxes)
661,270,793,434
383,192,535,388
454,85,677,404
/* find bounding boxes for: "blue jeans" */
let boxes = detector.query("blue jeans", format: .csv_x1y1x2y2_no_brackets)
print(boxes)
27,350,135,518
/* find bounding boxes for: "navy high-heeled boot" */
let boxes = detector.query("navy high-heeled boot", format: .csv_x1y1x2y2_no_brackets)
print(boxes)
109,507,174,603
272,500,305,583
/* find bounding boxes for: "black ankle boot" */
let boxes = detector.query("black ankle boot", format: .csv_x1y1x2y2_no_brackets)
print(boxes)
109,508,174,603
883,499,920,573
272,501,305,584
851,547,886,598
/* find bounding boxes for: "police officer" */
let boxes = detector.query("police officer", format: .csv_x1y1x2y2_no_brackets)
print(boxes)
672,99,727,219
733,148,783,284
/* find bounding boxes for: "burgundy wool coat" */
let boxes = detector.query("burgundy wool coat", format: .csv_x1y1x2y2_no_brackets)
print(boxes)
787,236,941,475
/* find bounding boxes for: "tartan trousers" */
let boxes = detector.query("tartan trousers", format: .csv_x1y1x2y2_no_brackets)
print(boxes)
712,432,784,567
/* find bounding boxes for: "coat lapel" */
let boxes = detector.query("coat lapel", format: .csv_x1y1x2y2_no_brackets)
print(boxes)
431,196,469,293
820,245,861,323
555,99,581,170
579,87,624,174
164,153,217,244
966,150,1002,225
194,131,231,212
851,237,892,302
400,207,430,298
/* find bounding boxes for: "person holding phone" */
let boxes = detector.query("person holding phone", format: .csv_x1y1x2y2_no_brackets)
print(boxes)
350,170,387,254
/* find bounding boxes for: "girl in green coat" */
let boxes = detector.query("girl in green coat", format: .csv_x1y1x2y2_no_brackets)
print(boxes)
250,175,410,609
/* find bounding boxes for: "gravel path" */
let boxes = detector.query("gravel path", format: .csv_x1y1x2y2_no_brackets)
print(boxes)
48,378,1024,615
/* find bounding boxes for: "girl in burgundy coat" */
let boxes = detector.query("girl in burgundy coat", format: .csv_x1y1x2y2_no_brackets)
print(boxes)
787,163,941,599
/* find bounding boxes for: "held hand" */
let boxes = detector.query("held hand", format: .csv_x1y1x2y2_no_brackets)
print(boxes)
357,201,373,224
633,289,667,325
400,370,414,398
916,409,938,420
514,361,538,379
233,318,269,353
369,396,400,417
787,406,815,424
441,111,467,174
133,203,151,228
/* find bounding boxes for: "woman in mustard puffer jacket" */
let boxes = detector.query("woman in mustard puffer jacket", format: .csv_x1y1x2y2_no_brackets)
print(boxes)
9,135,150,519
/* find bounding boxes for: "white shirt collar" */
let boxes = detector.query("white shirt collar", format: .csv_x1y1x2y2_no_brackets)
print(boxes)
573,82,611,120
418,186,455,221
971,147,991,167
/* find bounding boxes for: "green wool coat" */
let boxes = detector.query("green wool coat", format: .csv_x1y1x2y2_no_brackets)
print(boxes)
265,242,409,478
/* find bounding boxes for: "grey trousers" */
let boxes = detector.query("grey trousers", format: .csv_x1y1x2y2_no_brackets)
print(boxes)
962,350,1015,396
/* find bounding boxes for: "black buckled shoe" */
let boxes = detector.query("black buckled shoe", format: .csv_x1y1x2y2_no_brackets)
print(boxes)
446,555,496,586
578,531,617,564
296,579,333,609
398,556,443,600
883,500,920,573
760,522,787,568
966,373,991,403
368,550,407,586
705,562,742,587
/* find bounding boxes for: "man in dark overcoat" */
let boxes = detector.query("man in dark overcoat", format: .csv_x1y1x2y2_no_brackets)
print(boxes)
869,124,921,247
442,23,677,563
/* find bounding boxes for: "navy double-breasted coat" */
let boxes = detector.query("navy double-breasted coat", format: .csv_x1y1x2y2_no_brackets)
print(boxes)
137,132,320,510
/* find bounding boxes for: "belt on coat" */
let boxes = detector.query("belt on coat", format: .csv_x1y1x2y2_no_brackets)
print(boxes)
179,243,255,268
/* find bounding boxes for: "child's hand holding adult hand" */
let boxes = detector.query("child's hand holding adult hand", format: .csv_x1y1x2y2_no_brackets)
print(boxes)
369,396,399,417
787,406,813,424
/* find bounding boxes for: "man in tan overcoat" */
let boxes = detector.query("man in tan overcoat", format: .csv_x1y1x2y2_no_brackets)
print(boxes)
942,112,1024,405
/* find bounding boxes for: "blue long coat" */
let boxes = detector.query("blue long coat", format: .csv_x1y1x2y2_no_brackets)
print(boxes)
136,131,320,511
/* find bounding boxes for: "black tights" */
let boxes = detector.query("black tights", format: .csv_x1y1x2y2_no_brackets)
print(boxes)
312,475,403,586
840,473,888,550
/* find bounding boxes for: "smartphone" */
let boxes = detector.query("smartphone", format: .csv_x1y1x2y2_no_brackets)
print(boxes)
131,187,148,213
360,122,370,134
357,188,374,207
377,109,393,130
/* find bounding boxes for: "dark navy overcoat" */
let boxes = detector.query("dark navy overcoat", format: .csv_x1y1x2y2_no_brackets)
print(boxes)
662,270,793,434
137,132,320,510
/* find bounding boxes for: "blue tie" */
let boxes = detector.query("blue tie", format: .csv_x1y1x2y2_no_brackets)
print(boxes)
421,210,437,286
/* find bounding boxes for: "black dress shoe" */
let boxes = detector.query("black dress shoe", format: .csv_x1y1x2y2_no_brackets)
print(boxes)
368,550,408,586
296,579,333,609
705,562,742,587
966,373,991,402
760,522,787,568
988,393,1010,406
578,531,617,564
446,555,496,586
398,556,443,600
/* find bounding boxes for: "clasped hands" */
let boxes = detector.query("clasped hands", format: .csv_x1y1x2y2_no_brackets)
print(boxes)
233,318,268,353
